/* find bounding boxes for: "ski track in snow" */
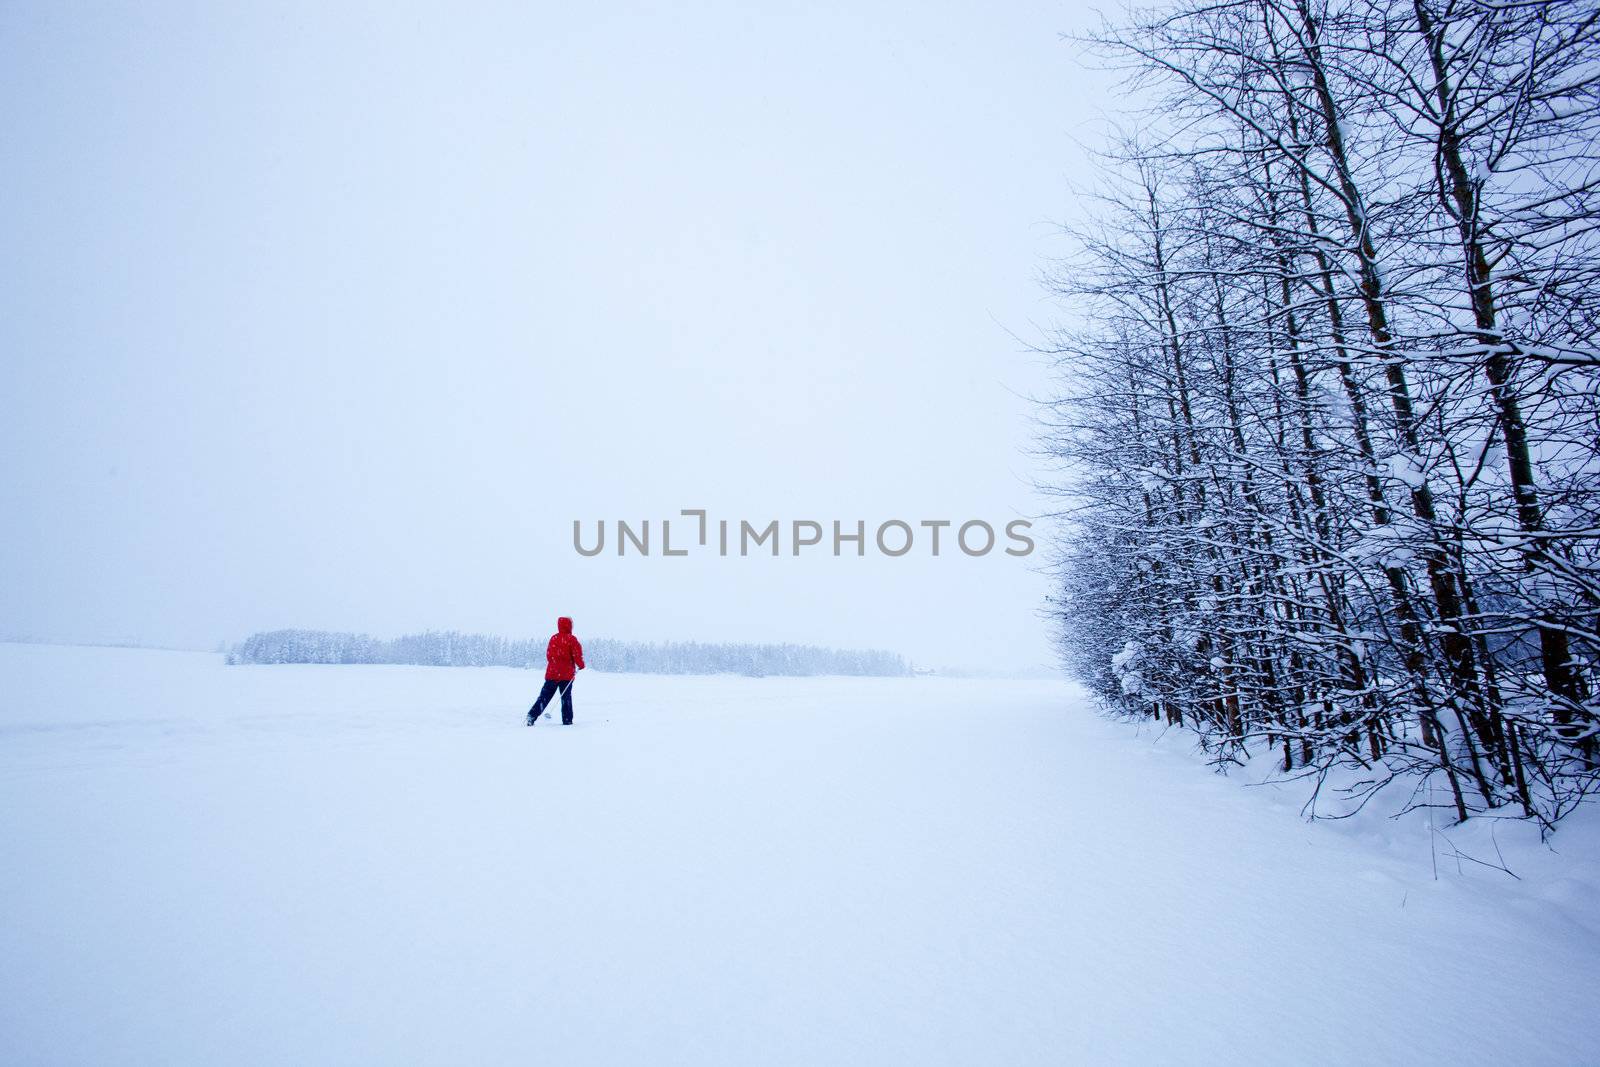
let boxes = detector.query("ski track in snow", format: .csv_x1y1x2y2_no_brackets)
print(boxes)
1,644,1596,1066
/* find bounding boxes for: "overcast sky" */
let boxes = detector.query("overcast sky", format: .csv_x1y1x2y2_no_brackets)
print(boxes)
1,0,1110,673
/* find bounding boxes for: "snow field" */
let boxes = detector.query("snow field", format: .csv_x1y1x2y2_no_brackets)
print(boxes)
1,644,1596,1065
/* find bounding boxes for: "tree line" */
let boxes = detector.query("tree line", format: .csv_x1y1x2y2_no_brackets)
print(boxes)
1042,0,1599,827
227,629,910,678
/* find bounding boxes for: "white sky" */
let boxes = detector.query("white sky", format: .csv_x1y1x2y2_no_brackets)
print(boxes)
1,0,1110,672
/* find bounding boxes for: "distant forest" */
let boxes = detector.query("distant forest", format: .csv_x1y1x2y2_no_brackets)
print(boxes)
227,629,910,678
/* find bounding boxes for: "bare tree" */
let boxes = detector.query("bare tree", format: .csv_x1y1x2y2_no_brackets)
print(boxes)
1042,0,1600,827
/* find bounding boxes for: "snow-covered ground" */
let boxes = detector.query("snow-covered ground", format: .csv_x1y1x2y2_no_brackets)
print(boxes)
2,643,1596,1066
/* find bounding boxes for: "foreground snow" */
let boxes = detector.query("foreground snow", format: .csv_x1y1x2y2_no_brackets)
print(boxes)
1,644,1596,1066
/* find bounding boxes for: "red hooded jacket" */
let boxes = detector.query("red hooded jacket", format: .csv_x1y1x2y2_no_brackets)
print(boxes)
545,617,585,681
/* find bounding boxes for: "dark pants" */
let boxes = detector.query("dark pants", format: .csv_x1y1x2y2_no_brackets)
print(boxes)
529,678,574,724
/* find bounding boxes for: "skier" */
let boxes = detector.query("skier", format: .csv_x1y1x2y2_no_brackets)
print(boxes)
526,616,585,726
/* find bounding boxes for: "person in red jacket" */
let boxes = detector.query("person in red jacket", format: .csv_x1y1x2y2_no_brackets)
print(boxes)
526,616,585,726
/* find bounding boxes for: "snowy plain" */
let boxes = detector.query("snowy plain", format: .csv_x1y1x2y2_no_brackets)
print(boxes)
1,642,1597,1066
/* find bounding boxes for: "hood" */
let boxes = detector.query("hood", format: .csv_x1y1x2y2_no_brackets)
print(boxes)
557,616,573,634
